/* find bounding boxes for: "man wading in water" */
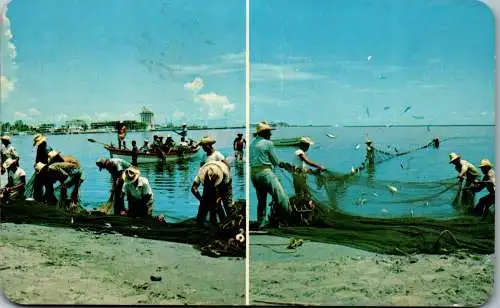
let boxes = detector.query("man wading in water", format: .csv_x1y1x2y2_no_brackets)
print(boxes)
96,157,131,215
233,133,246,161
250,121,290,229
468,159,495,217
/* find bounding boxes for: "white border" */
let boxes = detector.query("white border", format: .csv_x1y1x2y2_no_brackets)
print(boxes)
245,0,251,305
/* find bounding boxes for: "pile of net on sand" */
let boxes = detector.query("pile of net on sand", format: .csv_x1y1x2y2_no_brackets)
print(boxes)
1,199,245,258
255,164,494,256
264,194,494,255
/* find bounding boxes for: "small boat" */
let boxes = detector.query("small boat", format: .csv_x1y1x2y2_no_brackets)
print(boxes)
272,137,302,147
104,144,201,163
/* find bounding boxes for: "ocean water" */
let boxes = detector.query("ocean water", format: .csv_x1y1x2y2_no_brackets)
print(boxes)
248,126,495,220
8,129,246,221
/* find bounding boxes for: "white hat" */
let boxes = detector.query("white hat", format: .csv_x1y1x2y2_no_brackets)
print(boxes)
449,152,460,163
199,136,216,145
47,150,61,163
2,158,15,169
256,121,275,133
480,159,493,168
198,162,228,186
299,136,314,145
33,134,47,147
122,166,140,183
35,162,47,174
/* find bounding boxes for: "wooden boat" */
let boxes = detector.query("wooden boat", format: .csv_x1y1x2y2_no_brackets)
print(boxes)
104,144,201,163
272,137,302,147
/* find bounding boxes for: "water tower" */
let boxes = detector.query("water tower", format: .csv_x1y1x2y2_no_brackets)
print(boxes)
140,106,154,130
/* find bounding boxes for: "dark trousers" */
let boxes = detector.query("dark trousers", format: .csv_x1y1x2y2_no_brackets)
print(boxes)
127,197,153,218
474,194,495,216
196,181,232,227
33,174,57,204
112,175,125,214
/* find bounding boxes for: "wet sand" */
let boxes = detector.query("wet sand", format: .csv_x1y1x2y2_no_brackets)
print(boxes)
0,223,245,305
250,235,494,306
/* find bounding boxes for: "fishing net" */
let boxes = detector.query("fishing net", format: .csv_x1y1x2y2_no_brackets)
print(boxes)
1,199,246,258
255,152,494,255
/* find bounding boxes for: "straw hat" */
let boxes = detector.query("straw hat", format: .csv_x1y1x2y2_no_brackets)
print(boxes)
256,121,274,133
198,162,225,186
449,152,460,163
166,134,172,138
299,136,314,145
33,134,47,147
480,159,493,168
35,162,47,174
122,166,140,183
2,158,15,169
47,150,60,163
96,157,107,170
365,139,373,144
199,136,216,145
1,136,10,142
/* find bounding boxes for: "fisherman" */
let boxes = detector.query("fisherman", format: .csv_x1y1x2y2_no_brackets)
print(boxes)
449,152,481,208
35,157,84,210
32,134,56,203
117,122,127,150
199,136,227,166
0,158,26,201
292,137,325,197
233,133,246,161
432,137,440,149
131,140,139,166
179,123,188,140
164,135,175,148
1,136,19,163
467,159,495,217
139,141,149,152
121,166,154,218
365,139,375,167
191,161,232,227
96,157,131,214
250,121,290,229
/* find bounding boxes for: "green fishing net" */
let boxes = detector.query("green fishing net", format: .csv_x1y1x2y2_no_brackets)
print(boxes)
258,139,494,255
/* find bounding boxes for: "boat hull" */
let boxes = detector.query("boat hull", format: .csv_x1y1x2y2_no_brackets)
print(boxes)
105,145,201,163
272,137,302,147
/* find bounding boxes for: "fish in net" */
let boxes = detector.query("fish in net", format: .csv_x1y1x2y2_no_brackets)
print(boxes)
258,158,494,255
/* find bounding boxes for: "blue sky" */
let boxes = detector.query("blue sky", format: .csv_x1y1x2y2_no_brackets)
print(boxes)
1,0,245,126
250,0,495,126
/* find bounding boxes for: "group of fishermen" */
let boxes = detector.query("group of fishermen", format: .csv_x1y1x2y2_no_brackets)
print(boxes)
249,121,495,229
1,126,247,228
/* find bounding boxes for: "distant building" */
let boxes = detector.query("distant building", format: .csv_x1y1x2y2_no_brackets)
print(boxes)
65,119,87,129
140,106,154,130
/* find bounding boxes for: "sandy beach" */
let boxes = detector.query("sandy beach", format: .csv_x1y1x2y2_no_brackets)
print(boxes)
0,223,245,305
250,235,494,306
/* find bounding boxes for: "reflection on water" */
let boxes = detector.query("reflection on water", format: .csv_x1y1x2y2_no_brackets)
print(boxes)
9,129,246,222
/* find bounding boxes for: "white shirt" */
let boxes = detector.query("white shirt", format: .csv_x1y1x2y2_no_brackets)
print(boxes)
0,171,8,188
293,149,307,171
109,158,130,173
205,150,225,164
122,177,153,201
8,167,26,186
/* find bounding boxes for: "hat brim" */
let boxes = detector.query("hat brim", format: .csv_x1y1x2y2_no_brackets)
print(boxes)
122,172,139,183
449,157,459,163
34,137,47,147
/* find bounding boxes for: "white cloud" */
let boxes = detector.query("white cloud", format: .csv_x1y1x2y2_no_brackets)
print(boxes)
183,77,204,91
252,63,324,82
220,52,244,64
0,75,14,100
13,111,27,119
195,92,235,118
172,111,185,120
28,108,41,116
